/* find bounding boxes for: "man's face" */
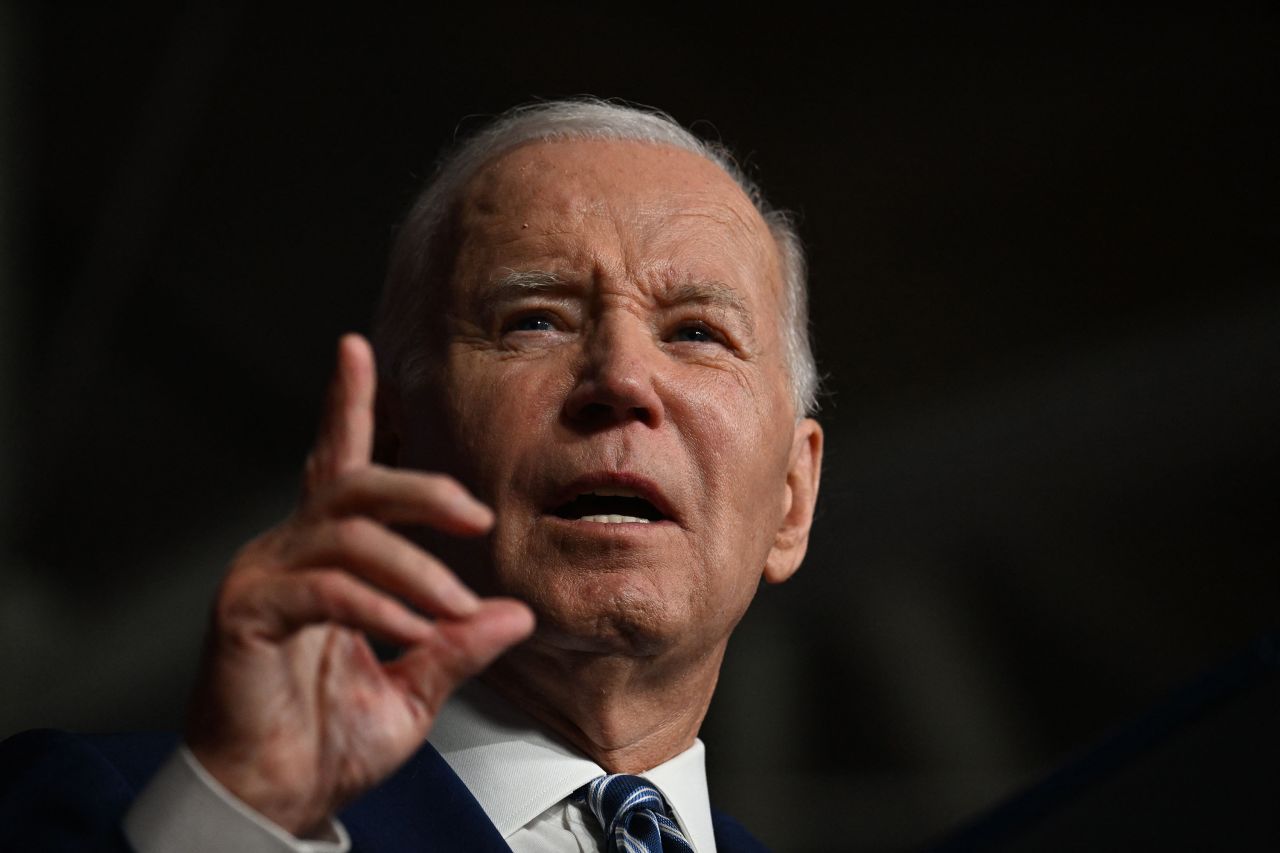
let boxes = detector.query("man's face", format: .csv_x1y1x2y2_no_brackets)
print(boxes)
396,139,822,661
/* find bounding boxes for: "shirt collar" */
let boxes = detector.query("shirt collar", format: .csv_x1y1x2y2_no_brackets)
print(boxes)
429,680,716,852
639,737,716,853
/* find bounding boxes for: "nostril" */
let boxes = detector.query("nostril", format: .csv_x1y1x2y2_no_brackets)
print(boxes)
564,372,661,423
563,353,664,428
580,401,612,420
571,400,653,426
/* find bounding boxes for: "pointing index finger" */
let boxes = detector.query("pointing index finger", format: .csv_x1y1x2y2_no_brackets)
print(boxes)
306,334,377,495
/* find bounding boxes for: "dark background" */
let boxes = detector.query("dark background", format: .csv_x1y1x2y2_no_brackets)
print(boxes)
1,5,1277,850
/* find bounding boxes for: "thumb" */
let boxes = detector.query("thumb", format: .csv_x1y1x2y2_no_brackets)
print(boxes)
387,599,535,708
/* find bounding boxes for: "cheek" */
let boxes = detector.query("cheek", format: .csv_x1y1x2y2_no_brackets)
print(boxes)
445,354,572,495
673,372,792,556
674,364,787,478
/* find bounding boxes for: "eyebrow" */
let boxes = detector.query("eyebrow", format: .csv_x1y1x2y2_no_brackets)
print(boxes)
659,279,761,353
477,270,757,341
491,268,569,293
466,269,573,315
659,279,751,318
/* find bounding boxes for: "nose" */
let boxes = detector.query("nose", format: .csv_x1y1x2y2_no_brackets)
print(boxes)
563,319,664,429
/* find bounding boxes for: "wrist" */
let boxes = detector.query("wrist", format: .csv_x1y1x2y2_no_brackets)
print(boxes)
187,743,335,839
125,746,350,853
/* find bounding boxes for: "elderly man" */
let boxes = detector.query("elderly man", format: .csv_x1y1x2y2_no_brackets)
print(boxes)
0,100,822,852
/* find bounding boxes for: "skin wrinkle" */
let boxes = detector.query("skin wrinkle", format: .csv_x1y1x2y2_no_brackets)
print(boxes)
468,272,761,379
181,115,821,836
381,123,818,418
485,267,753,329
506,640,723,757
392,138,822,770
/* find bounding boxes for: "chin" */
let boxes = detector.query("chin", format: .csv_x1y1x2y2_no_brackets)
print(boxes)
517,570,687,657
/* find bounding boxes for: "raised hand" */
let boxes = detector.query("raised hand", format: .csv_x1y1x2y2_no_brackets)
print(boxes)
185,334,535,837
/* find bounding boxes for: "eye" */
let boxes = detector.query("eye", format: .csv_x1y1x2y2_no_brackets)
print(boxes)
668,322,721,344
504,312,559,333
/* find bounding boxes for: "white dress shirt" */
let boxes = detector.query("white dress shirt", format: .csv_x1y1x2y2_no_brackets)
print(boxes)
433,681,716,852
123,681,716,853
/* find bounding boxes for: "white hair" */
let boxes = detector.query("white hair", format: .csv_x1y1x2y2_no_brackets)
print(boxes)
374,98,819,416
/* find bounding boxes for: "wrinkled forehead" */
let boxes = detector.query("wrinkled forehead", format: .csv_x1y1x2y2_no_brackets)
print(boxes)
451,139,783,299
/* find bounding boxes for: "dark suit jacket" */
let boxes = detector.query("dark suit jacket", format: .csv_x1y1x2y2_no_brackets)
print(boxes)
0,730,768,852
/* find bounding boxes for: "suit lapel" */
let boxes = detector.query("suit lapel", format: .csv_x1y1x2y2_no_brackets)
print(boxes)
712,807,771,852
341,741,511,853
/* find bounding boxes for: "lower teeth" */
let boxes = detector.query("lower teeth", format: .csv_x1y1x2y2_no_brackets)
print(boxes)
580,514,651,524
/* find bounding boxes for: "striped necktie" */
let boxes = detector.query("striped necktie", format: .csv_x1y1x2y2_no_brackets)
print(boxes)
576,773,696,852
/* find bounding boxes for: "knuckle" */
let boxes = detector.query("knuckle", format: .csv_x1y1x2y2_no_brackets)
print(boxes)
230,520,300,572
366,594,398,625
315,467,373,513
211,573,262,631
307,570,353,610
330,516,376,552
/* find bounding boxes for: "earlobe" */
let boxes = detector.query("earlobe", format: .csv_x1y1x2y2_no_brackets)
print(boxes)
763,418,824,584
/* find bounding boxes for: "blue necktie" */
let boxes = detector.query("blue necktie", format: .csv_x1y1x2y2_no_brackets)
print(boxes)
576,774,696,852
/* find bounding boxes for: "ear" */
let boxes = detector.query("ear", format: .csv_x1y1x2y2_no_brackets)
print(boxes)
763,418,824,584
372,376,402,467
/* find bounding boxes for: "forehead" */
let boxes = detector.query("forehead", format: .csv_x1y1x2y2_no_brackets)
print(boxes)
452,139,782,300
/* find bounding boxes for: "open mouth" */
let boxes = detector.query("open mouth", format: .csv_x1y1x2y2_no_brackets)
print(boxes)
551,488,667,524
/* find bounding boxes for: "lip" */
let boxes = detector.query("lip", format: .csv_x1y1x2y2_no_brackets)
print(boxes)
546,471,680,525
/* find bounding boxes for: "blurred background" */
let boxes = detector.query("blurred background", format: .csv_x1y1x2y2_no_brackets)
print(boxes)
1,4,1276,850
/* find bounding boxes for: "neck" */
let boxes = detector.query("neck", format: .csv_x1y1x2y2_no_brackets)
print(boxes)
481,637,726,773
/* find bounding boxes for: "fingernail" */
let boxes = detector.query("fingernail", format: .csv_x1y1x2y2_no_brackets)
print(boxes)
454,489,494,528
439,478,493,528
469,502,495,528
